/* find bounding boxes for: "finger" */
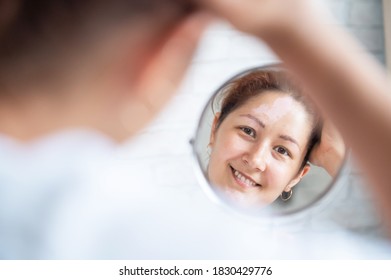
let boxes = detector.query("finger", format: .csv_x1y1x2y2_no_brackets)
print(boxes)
198,0,244,19
198,0,256,31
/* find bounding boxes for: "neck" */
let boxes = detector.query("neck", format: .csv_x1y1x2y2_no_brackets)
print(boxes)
0,97,74,141
0,84,111,141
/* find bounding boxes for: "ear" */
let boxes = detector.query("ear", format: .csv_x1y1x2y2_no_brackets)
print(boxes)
123,12,210,131
283,163,311,192
120,12,211,135
209,112,221,146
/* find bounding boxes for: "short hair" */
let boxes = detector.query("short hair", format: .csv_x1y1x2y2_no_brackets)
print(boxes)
0,0,195,91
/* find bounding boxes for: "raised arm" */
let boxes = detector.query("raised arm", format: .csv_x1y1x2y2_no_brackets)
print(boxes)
202,0,391,232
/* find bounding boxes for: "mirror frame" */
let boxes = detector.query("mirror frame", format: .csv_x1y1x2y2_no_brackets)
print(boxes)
190,64,349,218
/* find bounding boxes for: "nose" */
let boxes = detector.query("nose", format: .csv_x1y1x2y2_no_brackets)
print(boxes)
242,142,269,172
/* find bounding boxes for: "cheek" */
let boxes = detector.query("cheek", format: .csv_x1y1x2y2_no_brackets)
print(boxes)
266,160,297,191
208,132,248,183
211,131,248,162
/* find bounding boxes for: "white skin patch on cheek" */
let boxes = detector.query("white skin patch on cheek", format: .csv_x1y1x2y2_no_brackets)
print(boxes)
253,96,295,123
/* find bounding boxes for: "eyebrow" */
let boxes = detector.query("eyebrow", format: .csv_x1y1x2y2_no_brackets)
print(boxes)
279,135,301,151
240,114,265,128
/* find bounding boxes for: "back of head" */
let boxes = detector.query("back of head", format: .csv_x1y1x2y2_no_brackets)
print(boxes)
0,0,200,141
0,0,195,92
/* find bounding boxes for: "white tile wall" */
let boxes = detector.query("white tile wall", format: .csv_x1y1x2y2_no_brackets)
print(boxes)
350,0,383,26
348,0,385,63
118,0,387,244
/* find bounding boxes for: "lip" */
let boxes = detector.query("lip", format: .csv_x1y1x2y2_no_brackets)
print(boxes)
230,165,261,189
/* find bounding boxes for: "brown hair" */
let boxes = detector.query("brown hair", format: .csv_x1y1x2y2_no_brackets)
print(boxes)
0,0,195,92
213,68,322,170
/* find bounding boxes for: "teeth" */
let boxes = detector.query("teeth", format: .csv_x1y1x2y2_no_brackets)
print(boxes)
233,168,257,186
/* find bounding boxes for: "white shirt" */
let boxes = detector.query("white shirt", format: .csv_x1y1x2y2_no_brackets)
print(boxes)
1,130,390,259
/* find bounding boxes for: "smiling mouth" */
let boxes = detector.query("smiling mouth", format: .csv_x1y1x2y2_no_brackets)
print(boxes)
230,166,261,188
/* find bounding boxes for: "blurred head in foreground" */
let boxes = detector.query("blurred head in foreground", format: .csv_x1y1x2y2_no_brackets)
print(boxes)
0,0,206,141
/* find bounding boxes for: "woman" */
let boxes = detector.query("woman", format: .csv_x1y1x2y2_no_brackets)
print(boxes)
207,68,343,207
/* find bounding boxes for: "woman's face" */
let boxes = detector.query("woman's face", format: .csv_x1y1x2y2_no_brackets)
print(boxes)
208,91,312,207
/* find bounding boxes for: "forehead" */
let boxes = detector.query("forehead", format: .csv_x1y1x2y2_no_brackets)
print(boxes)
233,90,308,119
227,91,313,141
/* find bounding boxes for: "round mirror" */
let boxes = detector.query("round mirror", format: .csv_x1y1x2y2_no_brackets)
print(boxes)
192,65,347,217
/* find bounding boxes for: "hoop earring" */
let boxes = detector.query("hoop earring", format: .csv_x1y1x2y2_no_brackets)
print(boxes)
280,189,293,201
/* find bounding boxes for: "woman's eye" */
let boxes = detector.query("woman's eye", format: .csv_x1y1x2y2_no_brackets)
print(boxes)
240,127,256,138
275,146,290,156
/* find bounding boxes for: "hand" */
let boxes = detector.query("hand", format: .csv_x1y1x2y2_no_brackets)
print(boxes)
200,0,329,39
309,120,346,177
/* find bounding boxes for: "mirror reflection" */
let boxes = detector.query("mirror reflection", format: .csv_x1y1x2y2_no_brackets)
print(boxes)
193,66,346,215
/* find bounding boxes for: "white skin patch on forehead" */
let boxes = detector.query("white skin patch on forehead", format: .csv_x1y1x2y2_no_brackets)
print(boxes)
251,92,296,123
